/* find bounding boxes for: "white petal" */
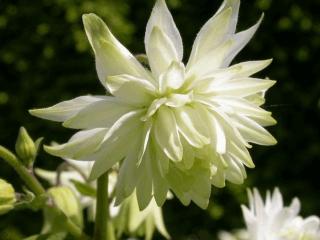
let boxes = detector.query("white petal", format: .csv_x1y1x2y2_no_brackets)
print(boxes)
187,7,233,68
196,105,227,154
154,106,183,162
147,27,179,78
153,205,170,238
159,61,185,93
63,98,134,129
142,98,167,120
214,97,276,126
229,141,254,168
222,14,264,67
233,114,277,145
106,74,156,105
83,13,151,87
44,128,108,159
216,0,240,34
150,146,169,206
89,135,131,180
115,139,142,203
136,152,153,210
29,95,106,122
137,120,153,165
174,106,210,148
210,78,276,97
186,39,234,78
180,138,195,170
145,0,183,61
35,169,57,185
101,109,144,144
225,155,246,184
89,113,143,180
152,138,169,178
200,59,272,85
165,92,193,108
213,96,276,127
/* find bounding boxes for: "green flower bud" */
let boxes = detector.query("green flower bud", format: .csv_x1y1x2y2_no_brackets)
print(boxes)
15,127,36,168
0,179,16,215
46,186,83,230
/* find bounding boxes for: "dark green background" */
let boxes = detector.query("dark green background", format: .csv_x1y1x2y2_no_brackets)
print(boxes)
0,0,319,239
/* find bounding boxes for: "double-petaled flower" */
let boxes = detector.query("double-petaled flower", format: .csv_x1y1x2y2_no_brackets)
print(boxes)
240,188,320,240
30,0,276,209
219,189,320,240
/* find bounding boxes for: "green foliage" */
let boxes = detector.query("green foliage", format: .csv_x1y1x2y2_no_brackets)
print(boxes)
1,0,320,239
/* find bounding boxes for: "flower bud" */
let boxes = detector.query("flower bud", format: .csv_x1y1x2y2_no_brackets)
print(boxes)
47,186,83,229
0,179,16,215
15,127,36,168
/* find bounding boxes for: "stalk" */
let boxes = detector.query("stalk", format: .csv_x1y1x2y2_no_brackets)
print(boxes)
0,145,45,195
93,171,115,240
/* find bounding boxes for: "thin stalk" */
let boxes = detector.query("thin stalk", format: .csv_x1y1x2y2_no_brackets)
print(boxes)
65,218,90,240
0,145,45,195
93,172,115,240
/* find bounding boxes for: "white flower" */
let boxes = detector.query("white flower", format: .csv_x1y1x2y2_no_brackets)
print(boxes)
30,0,276,209
114,193,170,240
240,188,320,240
219,230,249,240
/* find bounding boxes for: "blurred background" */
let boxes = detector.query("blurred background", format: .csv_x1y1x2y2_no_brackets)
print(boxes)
0,0,319,239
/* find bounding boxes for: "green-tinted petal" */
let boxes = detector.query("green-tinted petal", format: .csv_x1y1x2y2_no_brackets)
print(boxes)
44,128,108,159
223,14,264,67
187,39,234,78
153,206,170,239
106,74,156,106
147,27,179,78
233,114,277,145
154,106,183,162
187,7,233,68
83,13,151,86
159,61,185,93
63,98,134,129
174,106,210,148
29,96,105,122
211,78,276,97
89,111,143,180
136,151,153,210
145,0,183,61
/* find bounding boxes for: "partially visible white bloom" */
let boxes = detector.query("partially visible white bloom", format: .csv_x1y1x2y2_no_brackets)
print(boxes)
237,188,320,240
219,230,249,240
36,159,118,219
114,193,170,240
280,216,320,240
30,0,277,209
36,158,169,239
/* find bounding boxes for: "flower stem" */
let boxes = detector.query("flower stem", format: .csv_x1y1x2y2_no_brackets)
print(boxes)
93,171,115,240
0,145,45,196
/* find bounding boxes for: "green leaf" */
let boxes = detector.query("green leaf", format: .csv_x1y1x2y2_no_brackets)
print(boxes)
70,179,96,198
24,232,67,240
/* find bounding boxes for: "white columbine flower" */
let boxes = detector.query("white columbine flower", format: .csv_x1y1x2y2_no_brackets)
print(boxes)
240,188,320,240
30,0,276,209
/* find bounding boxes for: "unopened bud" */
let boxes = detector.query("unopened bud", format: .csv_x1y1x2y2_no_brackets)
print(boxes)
0,179,16,215
48,186,83,229
15,127,36,168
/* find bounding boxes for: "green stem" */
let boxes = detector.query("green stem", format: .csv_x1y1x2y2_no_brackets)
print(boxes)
93,172,115,240
65,218,90,240
0,145,45,195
